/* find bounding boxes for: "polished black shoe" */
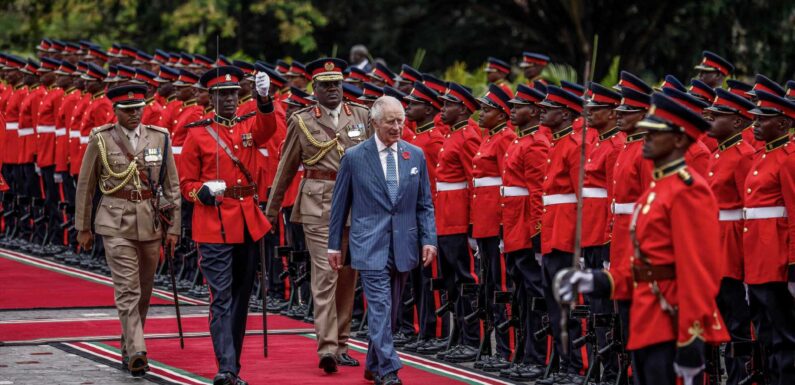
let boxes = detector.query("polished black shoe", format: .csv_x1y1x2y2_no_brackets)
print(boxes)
235,377,248,385
536,372,574,385
416,338,447,354
336,353,359,366
473,354,495,368
319,353,338,373
392,332,410,347
511,364,544,381
444,345,478,363
364,369,376,381
435,345,461,360
213,372,236,385
381,371,403,385
128,352,149,377
482,355,511,372
402,338,425,352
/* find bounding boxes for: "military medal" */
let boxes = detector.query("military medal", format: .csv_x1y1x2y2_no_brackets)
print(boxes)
144,148,162,163
241,133,253,147
347,123,364,138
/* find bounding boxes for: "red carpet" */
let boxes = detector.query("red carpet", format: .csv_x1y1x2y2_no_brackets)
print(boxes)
0,248,205,309
67,334,511,385
0,313,311,344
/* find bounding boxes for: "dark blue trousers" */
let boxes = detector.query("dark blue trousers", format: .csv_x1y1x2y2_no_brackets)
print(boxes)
199,230,259,375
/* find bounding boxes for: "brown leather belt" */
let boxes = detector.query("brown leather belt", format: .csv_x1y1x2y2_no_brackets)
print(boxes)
632,264,676,282
305,169,337,181
109,189,153,202
224,184,258,199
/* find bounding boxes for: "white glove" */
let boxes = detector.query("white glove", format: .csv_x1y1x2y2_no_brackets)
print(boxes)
467,237,478,252
534,252,543,266
578,257,585,269
203,180,227,196
498,239,504,254
603,260,610,270
674,363,704,385
34,164,41,175
788,282,795,299
554,269,595,303
53,172,63,184
255,71,270,97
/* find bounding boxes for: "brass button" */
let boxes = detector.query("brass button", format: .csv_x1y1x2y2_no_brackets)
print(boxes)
714,153,720,159
237,179,242,184
239,197,244,201
708,172,714,177
234,145,239,149
747,188,751,194
547,159,551,163
473,194,477,198
743,227,748,232
753,170,758,176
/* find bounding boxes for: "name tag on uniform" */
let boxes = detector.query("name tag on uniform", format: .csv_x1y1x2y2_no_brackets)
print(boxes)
144,148,162,163
346,123,364,138
241,133,254,148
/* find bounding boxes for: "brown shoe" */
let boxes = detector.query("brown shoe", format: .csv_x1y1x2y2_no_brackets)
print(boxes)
128,352,149,377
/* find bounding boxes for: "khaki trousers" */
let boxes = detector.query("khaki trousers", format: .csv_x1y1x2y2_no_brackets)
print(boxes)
303,223,357,357
102,236,161,356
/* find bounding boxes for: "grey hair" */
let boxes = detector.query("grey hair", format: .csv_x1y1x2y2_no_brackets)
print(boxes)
350,44,369,55
370,96,404,122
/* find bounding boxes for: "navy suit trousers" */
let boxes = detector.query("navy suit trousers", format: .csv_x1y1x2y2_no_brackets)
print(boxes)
361,257,409,376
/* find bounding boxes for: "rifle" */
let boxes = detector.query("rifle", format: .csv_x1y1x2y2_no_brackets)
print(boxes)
260,235,268,357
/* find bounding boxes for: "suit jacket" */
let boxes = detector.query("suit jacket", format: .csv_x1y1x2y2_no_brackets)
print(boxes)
75,123,181,241
265,102,371,225
328,137,437,272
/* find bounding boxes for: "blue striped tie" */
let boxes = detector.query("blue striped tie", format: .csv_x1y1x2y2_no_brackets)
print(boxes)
386,148,398,203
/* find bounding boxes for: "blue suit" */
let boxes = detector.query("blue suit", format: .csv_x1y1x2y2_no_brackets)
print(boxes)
329,136,437,376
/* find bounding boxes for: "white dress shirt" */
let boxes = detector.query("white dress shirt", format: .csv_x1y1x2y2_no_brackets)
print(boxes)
374,133,399,186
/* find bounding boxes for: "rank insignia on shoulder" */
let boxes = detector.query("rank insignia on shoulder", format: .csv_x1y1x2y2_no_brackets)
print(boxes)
144,147,162,163
347,123,364,138
241,132,254,147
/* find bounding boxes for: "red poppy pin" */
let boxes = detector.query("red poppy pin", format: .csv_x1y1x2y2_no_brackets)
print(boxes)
402,151,410,160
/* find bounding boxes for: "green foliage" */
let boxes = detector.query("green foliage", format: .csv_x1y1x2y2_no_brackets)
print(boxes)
251,0,327,53
600,56,621,87
411,48,426,70
540,63,579,86
442,61,487,97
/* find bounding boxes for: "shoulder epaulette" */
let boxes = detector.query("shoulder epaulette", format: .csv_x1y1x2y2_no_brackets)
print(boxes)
145,125,169,134
677,168,693,186
292,105,315,118
237,111,256,122
91,123,114,134
185,118,212,128
345,101,370,111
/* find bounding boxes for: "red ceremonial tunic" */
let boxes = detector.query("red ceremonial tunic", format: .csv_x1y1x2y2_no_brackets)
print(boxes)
433,113,450,137
501,125,550,252
141,97,164,126
76,92,115,173
609,132,654,300
471,123,516,238
68,93,91,175
434,120,481,235
541,125,582,254
608,158,729,350
706,133,754,280
55,88,81,173
583,127,625,247
35,86,64,168
179,101,278,244
255,99,286,200
685,139,710,177
18,85,45,164
406,121,444,195
742,136,795,284
170,100,203,164
3,85,28,165
160,96,181,130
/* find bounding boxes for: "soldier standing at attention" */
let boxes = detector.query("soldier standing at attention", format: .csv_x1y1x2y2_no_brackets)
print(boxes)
75,85,181,378
266,58,371,375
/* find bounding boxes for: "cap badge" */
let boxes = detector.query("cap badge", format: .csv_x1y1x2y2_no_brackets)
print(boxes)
324,61,334,71
127,92,134,98
225,74,232,81
648,105,657,115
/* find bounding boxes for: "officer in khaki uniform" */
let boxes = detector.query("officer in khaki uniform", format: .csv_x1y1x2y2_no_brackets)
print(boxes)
75,85,180,377
266,58,371,374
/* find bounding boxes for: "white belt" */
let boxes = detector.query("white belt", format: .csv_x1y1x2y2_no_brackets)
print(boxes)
172,146,182,155
612,202,635,214
501,186,529,197
69,131,81,138
55,128,66,136
543,193,576,206
6,122,19,130
473,176,502,188
436,181,468,191
258,148,269,157
582,187,608,198
37,125,56,134
744,206,787,220
17,128,35,136
79,136,89,144
719,209,743,221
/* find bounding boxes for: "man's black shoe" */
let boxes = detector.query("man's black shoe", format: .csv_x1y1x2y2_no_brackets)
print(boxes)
381,371,403,385
364,369,376,381
435,345,461,359
536,372,575,385
402,338,425,352
336,353,359,366
392,332,410,347
128,352,149,377
482,355,511,372
510,364,544,381
473,354,495,369
416,338,446,354
213,372,236,385
444,345,478,363
235,377,248,385
319,353,338,373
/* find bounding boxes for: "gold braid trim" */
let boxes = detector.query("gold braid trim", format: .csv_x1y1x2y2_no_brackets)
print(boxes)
95,133,142,194
296,114,343,166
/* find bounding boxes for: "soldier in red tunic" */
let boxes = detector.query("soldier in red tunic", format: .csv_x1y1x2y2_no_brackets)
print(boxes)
743,90,795,385
536,85,586,385
178,66,277,385
518,52,550,87
661,87,712,177
402,81,446,354
557,92,730,385
498,84,550,381
702,88,757,385
433,82,482,363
